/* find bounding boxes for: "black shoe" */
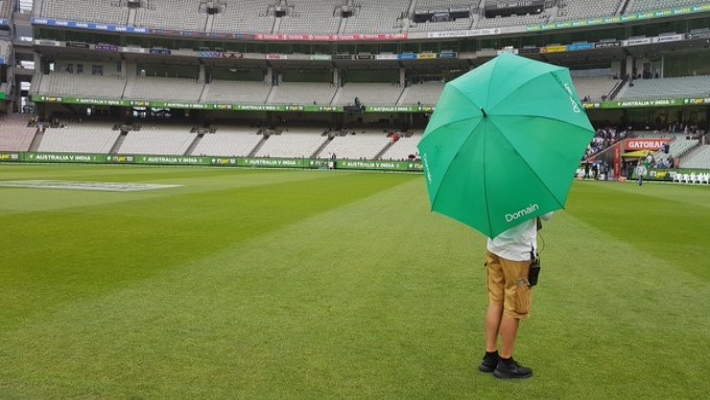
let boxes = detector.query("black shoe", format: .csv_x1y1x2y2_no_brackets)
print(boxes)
479,351,499,373
493,358,533,379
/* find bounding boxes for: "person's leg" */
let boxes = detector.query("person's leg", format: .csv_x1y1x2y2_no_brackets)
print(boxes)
480,252,504,372
493,257,533,379
485,304,503,352
499,315,520,359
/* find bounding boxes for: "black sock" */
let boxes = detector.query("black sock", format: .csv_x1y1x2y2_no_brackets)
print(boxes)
485,350,498,358
499,357,514,365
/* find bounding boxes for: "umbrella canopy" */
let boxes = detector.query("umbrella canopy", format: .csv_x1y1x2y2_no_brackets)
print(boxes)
418,52,595,238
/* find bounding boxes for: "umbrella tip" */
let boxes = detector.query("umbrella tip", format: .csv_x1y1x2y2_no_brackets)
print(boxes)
481,108,487,118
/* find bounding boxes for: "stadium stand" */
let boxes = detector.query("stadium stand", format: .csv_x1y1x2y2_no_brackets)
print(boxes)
277,0,342,35
38,123,121,154
398,82,445,105
35,73,127,100
407,0,478,32
211,0,275,34
123,76,204,102
626,0,706,13
319,130,392,160
0,114,36,152
572,76,619,101
381,131,423,160
255,129,329,158
117,126,198,155
191,127,263,157
618,75,710,100
39,0,129,25
134,0,207,31
682,145,710,169
342,0,410,34
333,83,404,106
201,80,271,105
269,82,337,106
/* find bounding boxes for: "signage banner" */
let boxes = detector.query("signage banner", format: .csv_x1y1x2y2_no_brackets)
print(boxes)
3,152,424,172
425,28,501,38
25,153,105,163
239,157,309,168
595,41,621,48
541,45,567,53
149,48,171,55
625,37,652,46
336,160,423,171
96,43,119,52
527,5,710,32
398,53,417,60
625,139,670,151
654,34,684,43
0,153,20,162
567,43,594,51
32,18,150,33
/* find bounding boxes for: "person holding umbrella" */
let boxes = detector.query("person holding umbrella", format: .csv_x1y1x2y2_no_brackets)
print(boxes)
418,53,595,380
479,212,552,379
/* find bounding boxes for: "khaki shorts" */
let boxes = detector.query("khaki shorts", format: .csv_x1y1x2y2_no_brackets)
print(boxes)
486,251,532,320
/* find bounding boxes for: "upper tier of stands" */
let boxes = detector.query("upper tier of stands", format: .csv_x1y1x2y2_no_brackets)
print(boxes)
34,0,666,34
626,0,705,13
31,73,622,106
40,0,129,25
618,75,710,101
36,73,127,100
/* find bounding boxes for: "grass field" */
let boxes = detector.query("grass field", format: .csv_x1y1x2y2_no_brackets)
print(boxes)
1,164,709,399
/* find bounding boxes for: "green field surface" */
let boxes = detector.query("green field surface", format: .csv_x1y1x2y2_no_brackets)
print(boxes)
1,164,709,399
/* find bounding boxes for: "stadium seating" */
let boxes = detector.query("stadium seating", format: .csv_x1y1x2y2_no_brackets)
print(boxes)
202,80,271,104
255,129,329,158
201,80,271,105
333,83,404,106
319,130,391,160
0,114,37,152
123,76,204,102
134,0,207,31
342,0,410,34
277,0,342,35
38,123,121,154
398,82,445,105
680,145,710,169
190,127,263,157
117,126,198,155
211,0,275,34
39,0,129,25
381,131,422,160
35,73,127,100
572,76,619,101
269,82,337,106
618,75,710,100
626,0,705,13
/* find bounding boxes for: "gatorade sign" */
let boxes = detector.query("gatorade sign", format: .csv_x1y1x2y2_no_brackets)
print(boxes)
625,139,670,151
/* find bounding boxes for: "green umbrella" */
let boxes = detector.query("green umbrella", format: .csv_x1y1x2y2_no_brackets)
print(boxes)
418,52,594,238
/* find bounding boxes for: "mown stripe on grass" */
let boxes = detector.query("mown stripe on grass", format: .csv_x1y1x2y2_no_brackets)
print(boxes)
0,169,417,330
